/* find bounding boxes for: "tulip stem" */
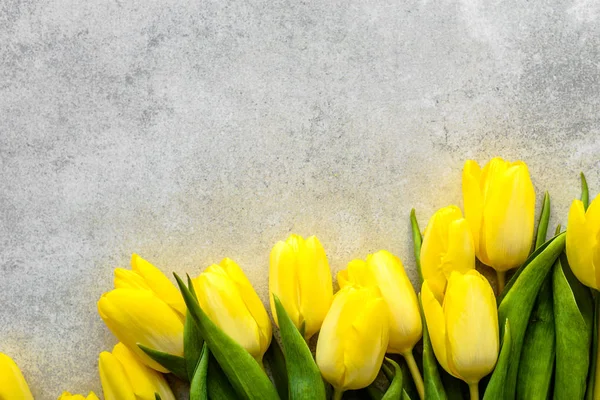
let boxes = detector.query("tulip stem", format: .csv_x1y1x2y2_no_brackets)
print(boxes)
332,388,344,400
469,383,479,400
403,350,425,400
496,270,506,294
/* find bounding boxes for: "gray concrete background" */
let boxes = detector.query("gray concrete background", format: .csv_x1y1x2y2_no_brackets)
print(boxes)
1,0,599,398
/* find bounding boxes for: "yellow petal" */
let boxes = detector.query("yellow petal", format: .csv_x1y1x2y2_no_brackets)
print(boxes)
97,289,184,372
297,236,333,340
0,353,34,400
57,392,100,400
114,268,152,291
480,161,535,270
462,160,483,253
344,259,377,287
130,254,186,315
337,269,350,289
421,282,452,376
269,240,301,328
99,351,136,400
367,250,422,354
444,270,499,384
567,199,597,288
194,265,264,359
112,343,175,400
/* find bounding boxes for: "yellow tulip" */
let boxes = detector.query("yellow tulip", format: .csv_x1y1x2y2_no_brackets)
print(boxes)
316,286,389,396
0,353,33,400
114,254,186,315
566,195,600,289
97,288,184,372
99,343,175,400
420,205,475,299
57,392,99,400
463,157,535,291
269,234,333,339
421,270,499,397
192,258,272,361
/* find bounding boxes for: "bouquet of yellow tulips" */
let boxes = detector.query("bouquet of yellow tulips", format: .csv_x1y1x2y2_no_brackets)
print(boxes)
4,157,600,400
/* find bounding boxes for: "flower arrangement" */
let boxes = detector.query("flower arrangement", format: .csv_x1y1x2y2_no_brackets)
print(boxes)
2,157,598,400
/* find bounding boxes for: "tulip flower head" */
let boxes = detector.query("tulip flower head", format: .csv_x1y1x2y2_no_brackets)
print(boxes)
566,194,600,290
0,353,33,400
193,258,272,361
420,205,475,300
421,270,499,390
270,234,333,339
58,392,99,400
316,285,389,393
462,158,535,286
99,343,175,400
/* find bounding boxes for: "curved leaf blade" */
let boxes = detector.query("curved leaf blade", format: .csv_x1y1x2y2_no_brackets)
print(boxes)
483,319,511,400
382,358,404,400
190,343,210,400
138,344,188,381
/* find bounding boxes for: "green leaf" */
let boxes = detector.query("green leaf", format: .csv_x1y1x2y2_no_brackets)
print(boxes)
410,209,423,284
155,394,162,400
441,372,465,400
418,295,447,400
586,292,599,400
190,343,210,400
138,344,188,381
382,358,404,400
492,232,565,399
402,389,413,400
174,273,279,400
483,319,512,400
184,275,204,381
516,276,555,399
207,355,238,400
582,172,590,211
364,385,384,400
534,192,551,249
264,339,289,400
553,256,593,399
273,295,326,399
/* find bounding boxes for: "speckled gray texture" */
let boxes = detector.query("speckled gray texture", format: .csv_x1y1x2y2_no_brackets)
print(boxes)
1,0,599,397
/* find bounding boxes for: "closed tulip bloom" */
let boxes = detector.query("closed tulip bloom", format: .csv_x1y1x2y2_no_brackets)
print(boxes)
57,392,99,400
462,157,535,291
566,195,600,289
99,343,175,400
420,205,475,299
316,286,389,397
97,288,184,372
193,258,272,361
422,270,499,399
269,234,333,339
0,353,33,400
114,254,186,316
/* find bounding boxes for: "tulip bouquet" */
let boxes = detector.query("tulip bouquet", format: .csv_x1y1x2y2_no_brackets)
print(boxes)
3,157,600,400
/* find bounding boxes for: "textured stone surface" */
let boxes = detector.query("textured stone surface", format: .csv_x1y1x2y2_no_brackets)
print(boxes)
1,0,599,397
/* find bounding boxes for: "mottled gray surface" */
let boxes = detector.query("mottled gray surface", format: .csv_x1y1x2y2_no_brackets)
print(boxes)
1,0,599,398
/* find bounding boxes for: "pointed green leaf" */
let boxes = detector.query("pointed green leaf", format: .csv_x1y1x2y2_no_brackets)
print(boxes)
382,358,404,400
207,355,238,400
492,232,565,399
410,209,423,284
417,295,447,400
155,394,162,400
582,172,590,210
264,338,289,400
174,273,279,400
273,295,326,399
138,344,188,381
586,292,599,400
184,277,204,381
553,256,593,399
190,343,210,400
402,389,413,400
516,275,555,399
534,192,551,249
483,319,511,400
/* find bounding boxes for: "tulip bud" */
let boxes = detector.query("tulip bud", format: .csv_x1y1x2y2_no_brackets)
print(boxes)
99,343,175,400
420,205,475,299
97,288,184,372
269,234,333,339
421,270,499,389
192,258,272,361
58,392,99,400
0,353,33,400
316,286,389,393
462,158,535,274
114,254,186,315
566,195,600,289
337,250,421,355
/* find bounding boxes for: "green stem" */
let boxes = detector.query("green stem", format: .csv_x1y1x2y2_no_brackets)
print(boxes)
332,388,344,400
469,383,479,400
594,296,600,400
403,350,425,400
497,270,506,294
